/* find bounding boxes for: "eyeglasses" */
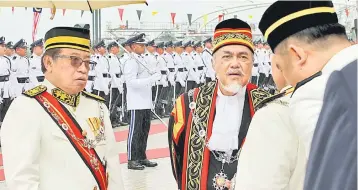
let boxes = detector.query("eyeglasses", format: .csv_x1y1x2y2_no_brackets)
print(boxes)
55,54,90,69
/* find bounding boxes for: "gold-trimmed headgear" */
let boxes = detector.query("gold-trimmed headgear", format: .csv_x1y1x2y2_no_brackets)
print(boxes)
259,1,338,52
212,18,254,54
44,26,90,52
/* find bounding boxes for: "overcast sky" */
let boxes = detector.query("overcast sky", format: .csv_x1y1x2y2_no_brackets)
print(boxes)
0,0,356,43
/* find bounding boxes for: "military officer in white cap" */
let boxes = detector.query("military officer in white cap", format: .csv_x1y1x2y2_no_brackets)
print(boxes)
5,41,15,59
192,41,206,85
155,42,169,117
123,33,161,170
182,41,199,91
0,37,13,123
143,40,159,110
11,39,37,97
202,37,215,83
172,41,185,98
29,38,45,86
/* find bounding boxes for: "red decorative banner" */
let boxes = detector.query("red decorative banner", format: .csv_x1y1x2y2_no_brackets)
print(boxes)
171,13,176,25
11,7,14,14
62,9,66,16
345,8,349,17
118,8,124,21
218,14,224,22
32,8,42,42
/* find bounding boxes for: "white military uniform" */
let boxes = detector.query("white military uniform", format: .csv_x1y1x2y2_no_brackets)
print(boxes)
0,56,13,99
93,54,111,95
11,54,37,97
29,54,44,86
123,52,159,110
181,52,199,83
201,48,215,81
252,49,260,82
163,51,176,86
191,51,205,83
290,44,358,158
86,60,96,93
144,51,159,87
157,53,169,87
235,86,306,190
108,53,124,93
0,79,124,190
172,52,185,87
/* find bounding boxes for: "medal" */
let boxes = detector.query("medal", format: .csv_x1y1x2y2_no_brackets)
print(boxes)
212,171,228,190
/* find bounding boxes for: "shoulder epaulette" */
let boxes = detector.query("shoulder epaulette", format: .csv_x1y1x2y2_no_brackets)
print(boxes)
249,88,272,111
82,91,105,102
23,85,47,97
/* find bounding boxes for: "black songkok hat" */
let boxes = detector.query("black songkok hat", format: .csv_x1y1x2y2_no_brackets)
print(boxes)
259,1,338,51
213,18,253,54
44,26,90,52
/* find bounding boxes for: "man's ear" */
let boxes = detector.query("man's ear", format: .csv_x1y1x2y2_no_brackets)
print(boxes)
43,56,53,73
287,44,307,69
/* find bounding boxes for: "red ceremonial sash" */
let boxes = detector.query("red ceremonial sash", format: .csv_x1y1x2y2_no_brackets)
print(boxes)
35,91,108,190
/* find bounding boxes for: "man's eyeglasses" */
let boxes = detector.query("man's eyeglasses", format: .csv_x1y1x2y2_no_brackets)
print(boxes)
55,55,90,69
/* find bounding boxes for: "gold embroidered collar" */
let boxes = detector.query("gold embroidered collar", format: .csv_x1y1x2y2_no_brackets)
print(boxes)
51,88,80,108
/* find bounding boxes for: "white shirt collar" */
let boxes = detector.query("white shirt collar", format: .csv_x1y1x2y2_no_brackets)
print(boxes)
280,85,293,93
322,44,358,74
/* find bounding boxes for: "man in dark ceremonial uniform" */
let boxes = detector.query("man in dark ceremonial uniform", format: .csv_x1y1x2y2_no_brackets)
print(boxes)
168,18,271,190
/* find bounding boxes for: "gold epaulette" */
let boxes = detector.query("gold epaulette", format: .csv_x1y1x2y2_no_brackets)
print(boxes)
23,85,47,97
81,91,105,102
250,88,272,110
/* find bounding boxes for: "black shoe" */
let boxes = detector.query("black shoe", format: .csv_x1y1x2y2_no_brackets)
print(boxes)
118,121,128,126
139,159,158,167
127,160,145,170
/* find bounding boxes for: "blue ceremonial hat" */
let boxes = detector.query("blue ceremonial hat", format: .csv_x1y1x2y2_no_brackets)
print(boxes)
193,41,202,48
156,42,165,49
94,40,106,49
13,39,27,49
30,38,43,48
165,41,173,48
173,41,183,47
183,41,192,48
107,41,119,50
6,41,13,49
146,40,156,47
131,33,147,44
0,36,5,44
203,37,212,44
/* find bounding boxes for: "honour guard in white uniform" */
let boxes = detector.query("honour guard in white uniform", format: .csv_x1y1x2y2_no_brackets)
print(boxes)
143,40,158,110
256,40,266,87
29,39,45,86
251,40,260,85
163,41,176,116
172,41,185,98
155,42,169,117
11,39,37,97
193,41,206,85
123,33,161,170
92,40,111,106
0,37,13,123
5,42,15,59
107,41,127,127
182,41,199,91
1,26,124,190
202,37,215,83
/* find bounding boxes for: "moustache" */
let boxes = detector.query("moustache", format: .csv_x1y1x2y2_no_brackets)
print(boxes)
226,69,245,76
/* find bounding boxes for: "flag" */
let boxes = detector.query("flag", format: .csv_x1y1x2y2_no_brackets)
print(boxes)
62,9,66,16
218,14,224,22
187,13,192,26
32,8,42,42
152,11,158,16
170,13,176,25
11,7,14,14
203,14,208,26
136,10,142,20
118,8,124,21
81,10,84,17
50,8,56,20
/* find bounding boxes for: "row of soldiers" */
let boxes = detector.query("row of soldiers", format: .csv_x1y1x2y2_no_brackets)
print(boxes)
0,37,44,124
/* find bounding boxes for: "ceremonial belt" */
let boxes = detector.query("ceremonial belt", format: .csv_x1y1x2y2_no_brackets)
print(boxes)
115,73,121,78
169,68,175,72
34,92,108,190
103,73,111,78
0,75,9,82
161,70,168,75
184,68,188,72
36,76,45,82
17,77,29,83
88,76,95,81
198,66,204,70
178,68,184,72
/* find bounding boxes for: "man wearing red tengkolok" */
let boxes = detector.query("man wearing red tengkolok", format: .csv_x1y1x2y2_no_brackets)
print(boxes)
168,18,271,190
